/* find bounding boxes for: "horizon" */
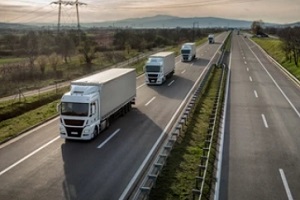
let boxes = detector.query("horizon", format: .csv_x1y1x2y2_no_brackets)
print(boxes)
0,0,299,25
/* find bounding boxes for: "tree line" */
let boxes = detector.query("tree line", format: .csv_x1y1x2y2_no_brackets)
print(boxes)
252,20,300,67
0,27,221,96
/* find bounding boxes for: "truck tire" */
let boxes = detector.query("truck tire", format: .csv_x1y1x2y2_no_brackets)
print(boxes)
91,128,97,140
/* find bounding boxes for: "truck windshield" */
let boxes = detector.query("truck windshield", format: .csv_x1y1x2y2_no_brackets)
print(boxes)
146,65,161,72
181,49,190,54
61,102,89,116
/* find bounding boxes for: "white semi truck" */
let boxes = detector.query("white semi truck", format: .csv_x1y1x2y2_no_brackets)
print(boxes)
58,68,136,140
181,43,196,62
144,52,175,85
208,34,215,44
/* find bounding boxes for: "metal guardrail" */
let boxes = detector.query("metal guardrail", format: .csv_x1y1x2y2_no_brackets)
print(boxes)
132,33,231,200
193,63,227,200
133,63,216,200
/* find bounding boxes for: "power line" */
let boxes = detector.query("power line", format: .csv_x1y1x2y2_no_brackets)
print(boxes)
51,0,87,32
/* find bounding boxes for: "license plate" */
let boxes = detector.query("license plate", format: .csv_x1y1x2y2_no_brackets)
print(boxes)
71,132,78,135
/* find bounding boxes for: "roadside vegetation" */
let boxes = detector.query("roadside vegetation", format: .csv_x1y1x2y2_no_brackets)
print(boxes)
250,22,300,80
0,27,219,144
149,65,224,200
0,28,220,97
252,37,300,80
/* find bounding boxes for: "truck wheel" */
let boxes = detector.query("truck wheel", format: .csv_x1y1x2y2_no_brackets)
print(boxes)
105,119,110,129
92,128,97,140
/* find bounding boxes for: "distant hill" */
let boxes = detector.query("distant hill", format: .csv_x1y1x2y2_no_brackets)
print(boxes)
84,15,279,29
0,22,35,30
1,15,299,30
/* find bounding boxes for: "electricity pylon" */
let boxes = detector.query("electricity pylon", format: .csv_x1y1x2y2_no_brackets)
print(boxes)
51,0,86,32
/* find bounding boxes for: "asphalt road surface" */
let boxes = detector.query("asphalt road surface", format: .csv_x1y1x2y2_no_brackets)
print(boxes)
0,32,229,200
219,32,300,200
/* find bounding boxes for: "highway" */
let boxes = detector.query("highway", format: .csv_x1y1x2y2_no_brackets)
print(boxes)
219,33,300,200
0,32,228,200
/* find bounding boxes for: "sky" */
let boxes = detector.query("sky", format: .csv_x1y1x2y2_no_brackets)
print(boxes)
0,0,299,24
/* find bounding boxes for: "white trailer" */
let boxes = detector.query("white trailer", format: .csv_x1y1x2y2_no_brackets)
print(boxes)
208,34,215,44
58,68,136,140
144,52,175,85
181,43,196,62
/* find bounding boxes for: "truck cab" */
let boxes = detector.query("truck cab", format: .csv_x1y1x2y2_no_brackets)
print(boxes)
144,57,165,85
59,85,101,140
181,43,196,62
144,52,175,85
208,34,215,44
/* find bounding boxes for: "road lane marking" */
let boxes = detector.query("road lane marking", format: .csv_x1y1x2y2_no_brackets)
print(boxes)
120,34,226,199
254,90,258,98
168,80,175,86
145,96,156,106
243,57,246,59
175,60,181,65
261,114,269,128
97,129,120,149
136,83,145,89
244,61,247,65
181,69,186,74
279,169,294,200
0,136,60,176
249,76,253,82
246,40,300,118
247,67,249,72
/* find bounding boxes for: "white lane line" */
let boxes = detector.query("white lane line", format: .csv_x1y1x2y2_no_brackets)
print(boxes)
136,83,145,89
249,76,253,82
168,80,175,87
145,96,156,106
0,136,60,176
261,114,269,128
247,67,249,72
246,40,300,118
181,69,186,74
97,129,120,149
175,60,181,65
244,61,247,65
254,90,258,98
279,168,294,200
243,57,246,59
120,33,226,200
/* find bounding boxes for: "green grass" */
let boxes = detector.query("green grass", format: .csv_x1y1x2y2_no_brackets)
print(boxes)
149,67,223,200
252,37,300,80
126,58,147,75
0,57,26,65
0,100,59,143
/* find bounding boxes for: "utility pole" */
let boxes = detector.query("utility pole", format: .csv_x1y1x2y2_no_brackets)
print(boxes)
51,0,86,33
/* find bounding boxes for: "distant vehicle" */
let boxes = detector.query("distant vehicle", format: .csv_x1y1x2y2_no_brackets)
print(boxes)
144,51,175,85
58,68,136,140
208,34,215,44
181,42,196,62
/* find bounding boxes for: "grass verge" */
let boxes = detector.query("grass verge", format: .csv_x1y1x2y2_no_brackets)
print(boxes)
0,100,59,143
149,66,224,200
252,37,300,80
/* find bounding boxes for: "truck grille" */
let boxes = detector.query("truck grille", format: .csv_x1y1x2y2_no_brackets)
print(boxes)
66,127,83,138
64,119,85,126
183,56,189,61
148,74,158,83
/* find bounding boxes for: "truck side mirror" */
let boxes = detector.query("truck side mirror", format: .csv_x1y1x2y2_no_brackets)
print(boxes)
57,103,61,113
92,105,96,115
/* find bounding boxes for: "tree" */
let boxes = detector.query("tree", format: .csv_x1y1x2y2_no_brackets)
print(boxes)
56,33,76,63
20,31,39,68
78,37,97,65
279,27,300,67
251,20,264,35
37,55,47,75
48,53,60,72
2,34,19,54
